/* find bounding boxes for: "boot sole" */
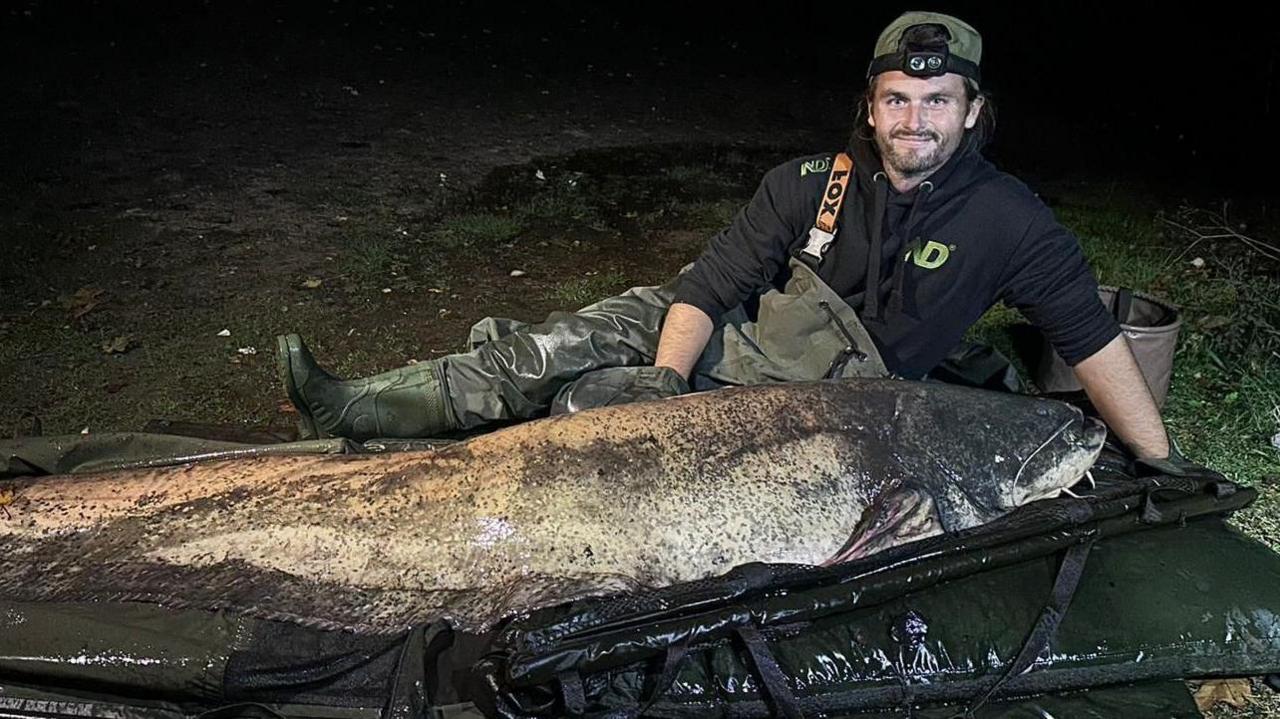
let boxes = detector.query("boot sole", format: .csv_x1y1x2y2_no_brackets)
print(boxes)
276,334,322,441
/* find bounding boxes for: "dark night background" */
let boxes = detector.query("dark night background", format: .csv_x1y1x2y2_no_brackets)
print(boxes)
3,1,1277,196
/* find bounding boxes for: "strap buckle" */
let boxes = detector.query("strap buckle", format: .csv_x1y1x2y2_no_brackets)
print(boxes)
801,226,836,260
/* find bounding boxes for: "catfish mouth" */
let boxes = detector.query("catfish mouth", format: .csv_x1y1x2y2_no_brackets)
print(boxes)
1010,414,1107,506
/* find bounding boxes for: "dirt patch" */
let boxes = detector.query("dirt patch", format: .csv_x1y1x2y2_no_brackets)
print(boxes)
0,137,812,438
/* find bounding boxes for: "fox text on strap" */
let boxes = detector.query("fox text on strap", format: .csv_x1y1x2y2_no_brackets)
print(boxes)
800,153,854,263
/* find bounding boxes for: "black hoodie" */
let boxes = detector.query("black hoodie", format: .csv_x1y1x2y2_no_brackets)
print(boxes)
673,135,1120,379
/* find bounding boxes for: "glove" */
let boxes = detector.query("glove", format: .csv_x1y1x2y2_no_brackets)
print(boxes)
550,366,690,415
1130,442,1227,482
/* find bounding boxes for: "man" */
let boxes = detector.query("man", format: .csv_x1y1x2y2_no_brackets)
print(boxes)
278,12,1186,469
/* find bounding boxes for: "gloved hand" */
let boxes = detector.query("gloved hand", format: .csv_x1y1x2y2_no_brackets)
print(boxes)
1130,442,1226,482
549,366,691,415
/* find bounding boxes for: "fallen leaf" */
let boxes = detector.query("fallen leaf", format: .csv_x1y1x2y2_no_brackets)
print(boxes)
1193,678,1252,712
62,286,105,319
216,329,231,337
101,335,134,354
237,346,257,355
1199,315,1230,330
301,277,323,289
509,270,527,277
277,401,298,414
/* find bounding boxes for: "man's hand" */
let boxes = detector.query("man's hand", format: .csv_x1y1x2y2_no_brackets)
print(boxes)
1072,333,1170,459
654,302,714,380
550,366,690,415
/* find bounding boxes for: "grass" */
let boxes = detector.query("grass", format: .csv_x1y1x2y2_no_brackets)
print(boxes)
425,213,522,249
330,210,415,287
643,198,742,231
545,272,629,308
512,179,599,226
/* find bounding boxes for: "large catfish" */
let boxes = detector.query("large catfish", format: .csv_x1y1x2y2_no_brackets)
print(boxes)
0,379,1104,633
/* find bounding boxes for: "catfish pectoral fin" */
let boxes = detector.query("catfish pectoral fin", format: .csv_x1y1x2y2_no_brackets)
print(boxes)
824,486,942,565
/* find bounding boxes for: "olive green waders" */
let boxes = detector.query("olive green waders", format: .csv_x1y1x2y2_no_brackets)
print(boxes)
279,258,889,440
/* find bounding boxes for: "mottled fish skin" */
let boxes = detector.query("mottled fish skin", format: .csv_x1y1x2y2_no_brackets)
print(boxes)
0,379,1103,633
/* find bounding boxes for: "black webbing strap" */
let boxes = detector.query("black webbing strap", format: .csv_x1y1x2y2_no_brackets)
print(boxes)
564,636,696,719
639,639,693,715
595,639,696,719
958,538,1095,717
196,704,287,719
559,669,588,717
736,623,806,719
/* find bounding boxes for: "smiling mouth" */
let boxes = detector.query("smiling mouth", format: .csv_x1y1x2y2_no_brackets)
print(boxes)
894,135,935,144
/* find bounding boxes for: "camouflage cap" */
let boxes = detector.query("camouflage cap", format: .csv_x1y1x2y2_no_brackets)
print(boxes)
868,11,982,85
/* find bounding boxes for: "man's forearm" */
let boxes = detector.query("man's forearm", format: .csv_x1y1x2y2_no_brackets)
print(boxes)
654,303,714,380
1072,334,1170,459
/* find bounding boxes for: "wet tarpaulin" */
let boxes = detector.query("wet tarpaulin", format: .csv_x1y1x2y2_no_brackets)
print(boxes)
0,605,441,719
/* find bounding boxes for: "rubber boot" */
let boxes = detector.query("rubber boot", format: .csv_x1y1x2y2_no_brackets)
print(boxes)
276,334,455,441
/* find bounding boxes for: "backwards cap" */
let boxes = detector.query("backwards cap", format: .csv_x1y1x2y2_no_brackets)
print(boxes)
867,11,982,85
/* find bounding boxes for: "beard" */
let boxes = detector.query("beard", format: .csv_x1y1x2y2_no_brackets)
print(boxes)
874,129,953,179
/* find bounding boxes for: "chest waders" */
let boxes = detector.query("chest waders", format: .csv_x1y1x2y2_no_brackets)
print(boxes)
277,153,888,439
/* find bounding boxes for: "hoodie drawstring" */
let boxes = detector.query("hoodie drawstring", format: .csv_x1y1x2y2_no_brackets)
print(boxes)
863,171,890,322
887,180,934,317
864,176,933,322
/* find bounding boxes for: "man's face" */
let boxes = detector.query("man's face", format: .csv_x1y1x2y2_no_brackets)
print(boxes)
867,71,983,182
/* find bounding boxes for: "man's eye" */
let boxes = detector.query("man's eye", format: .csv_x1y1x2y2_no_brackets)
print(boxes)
929,97,949,106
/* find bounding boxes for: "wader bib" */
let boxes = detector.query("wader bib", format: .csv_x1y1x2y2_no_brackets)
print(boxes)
443,153,888,429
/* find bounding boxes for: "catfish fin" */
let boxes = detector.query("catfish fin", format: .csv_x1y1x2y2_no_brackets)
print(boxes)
823,485,942,565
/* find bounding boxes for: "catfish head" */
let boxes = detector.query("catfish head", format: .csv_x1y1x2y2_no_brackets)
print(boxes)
821,385,1106,564
914,392,1108,533
1006,408,1107,508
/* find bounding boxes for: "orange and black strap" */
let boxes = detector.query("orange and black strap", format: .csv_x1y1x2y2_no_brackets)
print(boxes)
800,152,854,263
